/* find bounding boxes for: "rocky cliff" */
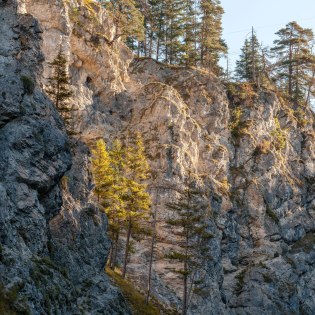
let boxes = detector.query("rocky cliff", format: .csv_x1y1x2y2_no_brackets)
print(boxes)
0,1,314,315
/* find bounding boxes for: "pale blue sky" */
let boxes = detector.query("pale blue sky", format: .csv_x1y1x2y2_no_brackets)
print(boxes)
220,0,315,73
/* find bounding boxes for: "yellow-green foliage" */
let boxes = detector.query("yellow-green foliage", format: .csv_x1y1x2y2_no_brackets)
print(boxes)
125,132,151,221
294,108,309,127
106,268,160,315
229,107,251,139
255,140,271,155
271,118,286,151
90,139,114,202
90,133,152,275
103,0,144,44
218,177,231,196
226,82,257,106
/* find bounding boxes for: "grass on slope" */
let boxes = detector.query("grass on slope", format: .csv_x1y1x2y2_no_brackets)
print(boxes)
106,267,160,315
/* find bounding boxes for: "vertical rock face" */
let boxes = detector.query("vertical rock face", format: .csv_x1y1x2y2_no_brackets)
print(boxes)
1,0,315,315
0,1,130,314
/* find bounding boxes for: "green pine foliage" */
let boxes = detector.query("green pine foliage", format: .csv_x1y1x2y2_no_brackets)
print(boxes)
100,0,145,45
131,0,226,71
46,50,74,132
90,133,152,278
235,33,265,84
165,171,213,315
122,132,152,278
199,0,227,74
271,21,315,105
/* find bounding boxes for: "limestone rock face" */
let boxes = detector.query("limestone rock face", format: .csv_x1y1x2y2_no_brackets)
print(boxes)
0,1,130,314
1,0,315,315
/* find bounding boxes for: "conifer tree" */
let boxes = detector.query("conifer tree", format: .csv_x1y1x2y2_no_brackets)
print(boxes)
46,50,74,131
235,33,265,84
107,139,127,269
271,21,315,104
90,139,114,203
154,0,168,61
91,139,127,270
199,0,227,74
164,0,186,64
166,172,213,315
182,0,199,66
145,163,163,304
122,132,151,278
101,0,145,46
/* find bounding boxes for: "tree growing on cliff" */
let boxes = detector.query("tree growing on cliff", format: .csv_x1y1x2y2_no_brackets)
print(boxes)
165,172,213,315
91,139,126,270
122,132,151,278
235,32,265,85
46,50,74,131
101,0,144,46
90,139,114,203
271,21,315,104
199,0,227,74
107,139,128,270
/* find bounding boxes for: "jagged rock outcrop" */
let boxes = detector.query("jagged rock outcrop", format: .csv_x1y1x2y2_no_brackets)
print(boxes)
1,0,314,314
0,1,129,314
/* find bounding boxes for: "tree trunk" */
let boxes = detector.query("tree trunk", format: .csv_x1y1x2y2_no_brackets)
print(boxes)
149,30,153,58
108,242,114,268
110,230,120,270
145,188,159,304
182,224,189,315
122,219,132,278
182,262,188,315
288,31,293,100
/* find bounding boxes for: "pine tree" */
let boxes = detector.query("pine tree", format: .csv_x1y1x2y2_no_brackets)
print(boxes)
271,21,315,104
145,166,162,304
199,0,227,74
235,32,265,85
166,172,213,315
107,139,128,269
91,139,128,271
181,0,199,66
164,0,186,64
46,50,74,131
122,132,151,278
101,0,145,46
90,139,114,203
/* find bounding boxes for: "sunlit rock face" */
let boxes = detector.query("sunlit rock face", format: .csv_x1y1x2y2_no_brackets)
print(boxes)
1,0,314,314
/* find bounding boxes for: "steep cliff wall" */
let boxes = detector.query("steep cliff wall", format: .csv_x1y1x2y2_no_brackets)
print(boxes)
1,0,314,315
0,1,129,314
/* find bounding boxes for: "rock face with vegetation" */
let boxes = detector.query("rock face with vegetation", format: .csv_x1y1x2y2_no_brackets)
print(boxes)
1,0,314,315
0,1,129,314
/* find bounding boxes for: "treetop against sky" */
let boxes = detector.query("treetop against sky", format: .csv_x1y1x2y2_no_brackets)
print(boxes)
221,0,315,71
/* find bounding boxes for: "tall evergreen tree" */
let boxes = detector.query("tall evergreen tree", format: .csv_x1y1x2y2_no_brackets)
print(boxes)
101,0,145,45
106,139,128,270
90,139,114,203
235,32,265,85
199,0,227,74
46,50,74,131
181,0,199,66
166,172,213,315
271,21,315,104
163,0,186,64
122,132,151,278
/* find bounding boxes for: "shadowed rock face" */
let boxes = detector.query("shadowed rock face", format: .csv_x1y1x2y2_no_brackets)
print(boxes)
1,0,315,315
0,1,130,314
